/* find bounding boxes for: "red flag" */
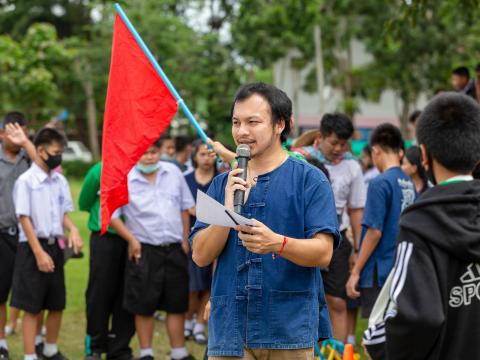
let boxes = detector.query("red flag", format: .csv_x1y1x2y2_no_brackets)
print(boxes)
100,14,178,233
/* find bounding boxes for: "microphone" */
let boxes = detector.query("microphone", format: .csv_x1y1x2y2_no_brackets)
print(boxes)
234,144,251,214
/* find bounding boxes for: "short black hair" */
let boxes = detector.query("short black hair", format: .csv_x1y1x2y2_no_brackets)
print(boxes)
475,63,480,73
417,92,480,173
409,110,422,124
405,145,428,189
3,111,27,127
158,133,172,147
33,128,66,148
320,113,354,140
306,157,330,181
370,123,404,153
175,135,191,153
232,82,292,143
452,66,470,79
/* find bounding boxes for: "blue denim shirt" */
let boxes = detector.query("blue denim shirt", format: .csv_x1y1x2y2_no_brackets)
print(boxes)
190,157,340,357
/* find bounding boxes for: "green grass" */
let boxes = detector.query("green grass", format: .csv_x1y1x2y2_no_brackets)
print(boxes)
6,178,370,359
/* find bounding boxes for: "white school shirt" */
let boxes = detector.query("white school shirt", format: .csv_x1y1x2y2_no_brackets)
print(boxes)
325,159,367,231
14,163,74,242
112,161,195,246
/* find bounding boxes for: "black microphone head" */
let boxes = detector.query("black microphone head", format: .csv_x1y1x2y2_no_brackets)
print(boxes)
236,144,251,158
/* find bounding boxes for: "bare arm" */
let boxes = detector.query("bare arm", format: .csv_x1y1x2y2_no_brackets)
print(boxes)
348,208,364,252
63,213,83,254
207,138,236,164
110,217,141,262
346,227,382,298
5,123,36,161
192,225,230,267
181,210,190,254
19,215,54,272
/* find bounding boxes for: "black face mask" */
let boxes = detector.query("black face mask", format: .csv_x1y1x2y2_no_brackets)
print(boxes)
43,152,62,170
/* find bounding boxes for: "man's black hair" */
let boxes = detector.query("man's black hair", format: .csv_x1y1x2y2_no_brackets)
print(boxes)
452,66,470,79
409,110,422,124
370,123,404,153
306,157,330,181
33,128,66,148
475,64,480,73
3,111,27,127
231,82,292,143
175,135,191,153
417,92,480,173
320,113,354,140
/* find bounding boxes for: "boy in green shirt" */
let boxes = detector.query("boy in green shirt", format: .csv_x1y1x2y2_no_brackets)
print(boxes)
79,162,135,360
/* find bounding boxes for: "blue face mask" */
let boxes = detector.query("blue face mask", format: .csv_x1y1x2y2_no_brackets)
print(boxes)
136,162,161,174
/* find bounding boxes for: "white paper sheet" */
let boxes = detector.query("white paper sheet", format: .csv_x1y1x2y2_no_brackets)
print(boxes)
196,190,254,228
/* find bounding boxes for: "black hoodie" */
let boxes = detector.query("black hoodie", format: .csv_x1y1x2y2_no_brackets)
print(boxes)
363,180,480,360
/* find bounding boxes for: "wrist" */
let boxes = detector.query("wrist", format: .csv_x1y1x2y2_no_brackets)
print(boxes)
351,267,361,276
32,246,44,256
272,233,284,252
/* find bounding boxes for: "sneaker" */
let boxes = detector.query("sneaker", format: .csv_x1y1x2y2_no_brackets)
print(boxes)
4,325,14,336
43,351,69,360
36,343,44,358
84,353,102,360
184,327,193,339
193,330,207,345
0,347,9,360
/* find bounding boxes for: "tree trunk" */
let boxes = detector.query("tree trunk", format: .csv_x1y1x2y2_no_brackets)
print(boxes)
313,25,325,114
400,97,411,139
74,59,100,160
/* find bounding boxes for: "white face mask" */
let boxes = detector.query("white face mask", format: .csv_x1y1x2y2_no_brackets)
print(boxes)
136,162,161,174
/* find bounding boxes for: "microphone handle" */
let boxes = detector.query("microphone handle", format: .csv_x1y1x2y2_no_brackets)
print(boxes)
233,156,249,214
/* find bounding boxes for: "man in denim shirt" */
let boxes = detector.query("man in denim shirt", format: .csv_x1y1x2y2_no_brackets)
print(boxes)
190,83,340,359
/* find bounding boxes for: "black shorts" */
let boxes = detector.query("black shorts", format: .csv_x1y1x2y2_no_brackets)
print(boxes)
123,243,188,316
0,230,18,304
321,231,351,299
11,240,66,314
360,283,382,318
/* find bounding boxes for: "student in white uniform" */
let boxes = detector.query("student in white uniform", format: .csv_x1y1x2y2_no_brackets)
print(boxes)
294,113,367,343
11,128,83,360
110,139,195,360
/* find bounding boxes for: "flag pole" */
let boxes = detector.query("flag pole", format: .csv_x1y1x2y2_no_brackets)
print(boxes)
114,3,209,144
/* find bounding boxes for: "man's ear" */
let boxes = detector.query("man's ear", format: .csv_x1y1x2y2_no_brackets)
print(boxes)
276,118,286,136
371,145,380,157
0,128,4,141
420,144,429,170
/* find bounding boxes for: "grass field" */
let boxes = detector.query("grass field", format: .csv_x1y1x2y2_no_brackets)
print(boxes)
5,178,369,360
